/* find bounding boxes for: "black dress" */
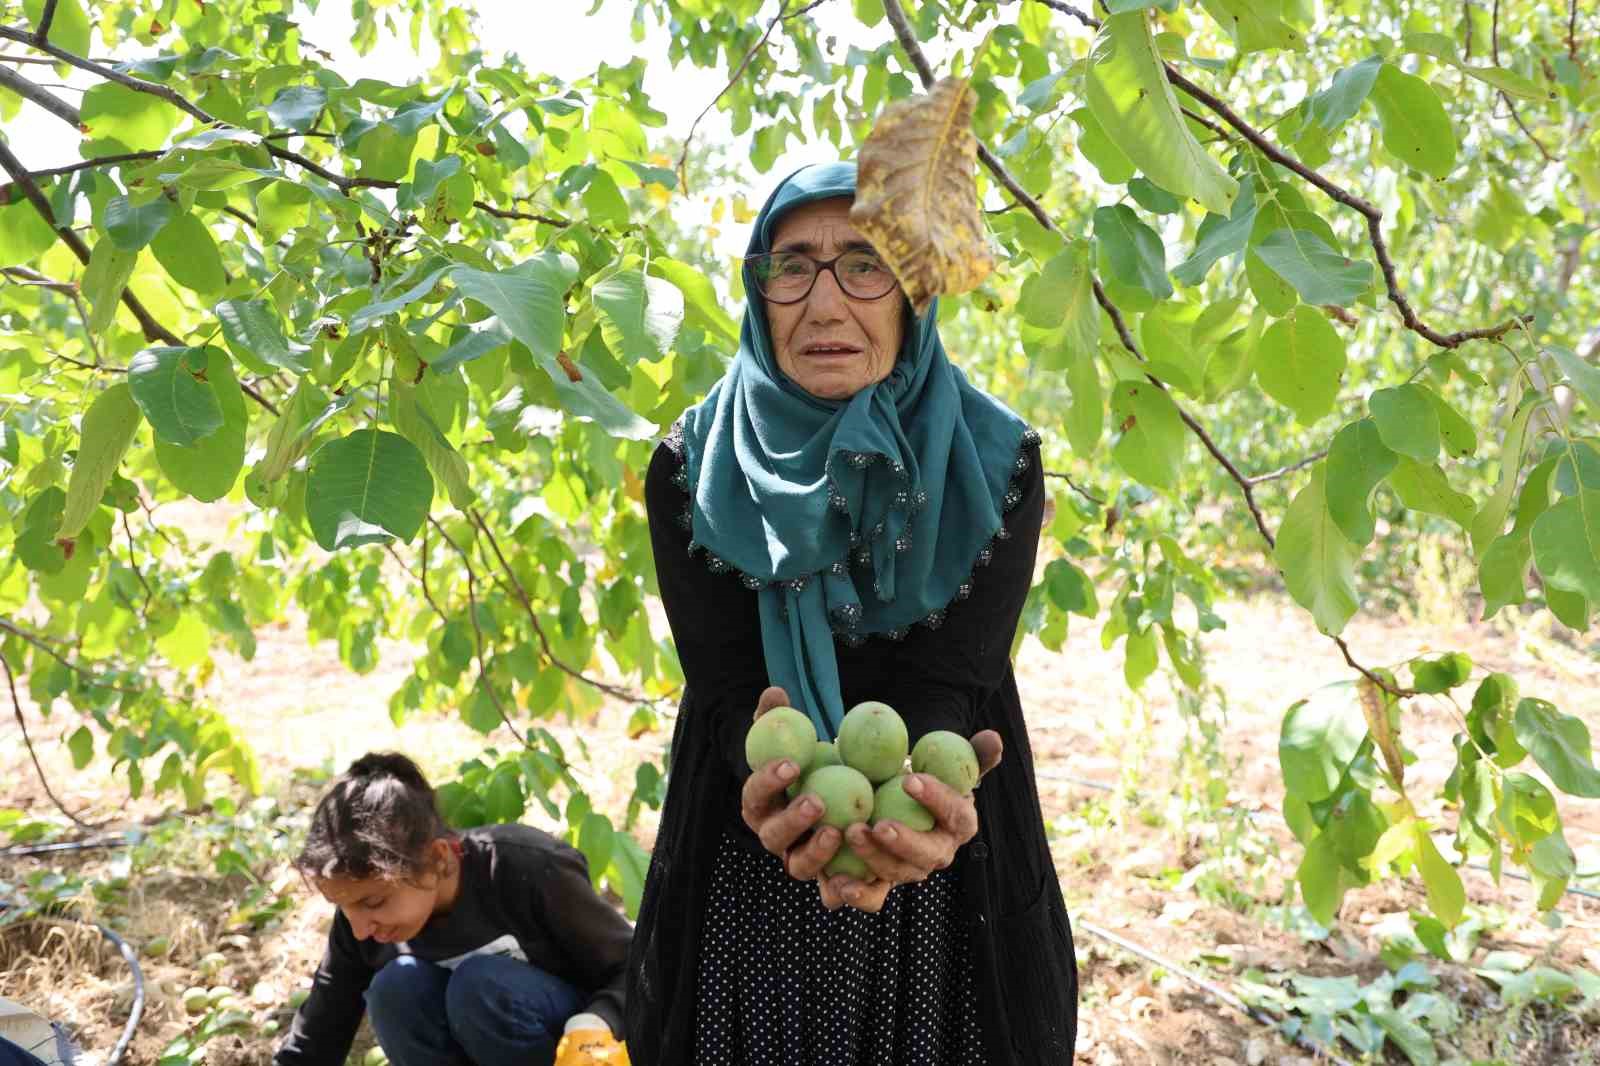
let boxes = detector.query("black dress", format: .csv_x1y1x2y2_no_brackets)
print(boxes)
625,430,1076,1066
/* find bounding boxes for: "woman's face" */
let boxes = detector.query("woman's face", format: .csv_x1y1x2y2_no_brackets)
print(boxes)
313,840,456,945
763,197,905,401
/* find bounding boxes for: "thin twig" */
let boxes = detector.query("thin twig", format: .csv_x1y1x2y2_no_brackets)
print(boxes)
0,619,146,697
677,2,794,195
1500,93,1561,162
464,508,663,707
33,0,60,43
425,517,530,747
2,652,101,830
1570,0,1581,64
121,511,154,622
471,201,569,226
1491,0,1501,63
68,289,105,368
1463,0,1473,59
882,0,1414,700
1157,63,1531,349
1043,470,1106,507
1245,450,1329,486
1031,0,1101,28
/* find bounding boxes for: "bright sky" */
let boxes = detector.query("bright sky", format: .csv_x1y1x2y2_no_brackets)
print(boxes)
4,0,903,258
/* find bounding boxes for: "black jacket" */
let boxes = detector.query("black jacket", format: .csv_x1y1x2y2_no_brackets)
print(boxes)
624,435,1076,1065
274,824,631,1065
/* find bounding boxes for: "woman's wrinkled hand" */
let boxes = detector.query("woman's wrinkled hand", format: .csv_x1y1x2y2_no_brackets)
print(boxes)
818,729,1004,914
740,686,847,883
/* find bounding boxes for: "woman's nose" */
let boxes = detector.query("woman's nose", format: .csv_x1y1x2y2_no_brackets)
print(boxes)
806,265,849,316
348,913,374,939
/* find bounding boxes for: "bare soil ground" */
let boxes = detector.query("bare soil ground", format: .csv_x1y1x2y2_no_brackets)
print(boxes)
2,510,1598,1065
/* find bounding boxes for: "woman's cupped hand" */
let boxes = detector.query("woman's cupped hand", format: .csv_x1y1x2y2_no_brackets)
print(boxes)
740,686,1002,914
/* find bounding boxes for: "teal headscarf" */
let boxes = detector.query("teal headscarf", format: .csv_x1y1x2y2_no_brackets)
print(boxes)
678,161,1033,740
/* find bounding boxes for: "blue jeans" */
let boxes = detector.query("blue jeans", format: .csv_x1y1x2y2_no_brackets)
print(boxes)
365,954,585,1066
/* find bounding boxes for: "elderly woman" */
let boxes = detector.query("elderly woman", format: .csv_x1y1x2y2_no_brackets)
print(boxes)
624,162,1076,1065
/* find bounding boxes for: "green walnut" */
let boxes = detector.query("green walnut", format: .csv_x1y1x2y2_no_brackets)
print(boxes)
789,740,843,799
911,730,980,795
871,773,935,831
798,764,874,829
837,701,909,784
745,706,818,775
825,842,872,880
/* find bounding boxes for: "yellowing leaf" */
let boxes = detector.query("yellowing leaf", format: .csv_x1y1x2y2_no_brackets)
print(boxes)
850,77,994,316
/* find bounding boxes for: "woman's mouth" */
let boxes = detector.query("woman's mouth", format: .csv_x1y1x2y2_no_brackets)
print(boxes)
802,343,862,357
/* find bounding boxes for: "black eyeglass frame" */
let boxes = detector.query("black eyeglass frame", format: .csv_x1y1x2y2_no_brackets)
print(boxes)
744,250,901,305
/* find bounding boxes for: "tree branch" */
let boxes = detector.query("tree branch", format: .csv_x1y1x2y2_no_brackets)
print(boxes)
1031,0,1101,28
464,508,665,707
1246,450,1329,486
0,619,146,697
677,2,794,195
1043,469,1106,506
33,0,59,44
1500,91,1561,162
882,0,1413,698
2,652,100,831
0,62,79,124
471,200,569,227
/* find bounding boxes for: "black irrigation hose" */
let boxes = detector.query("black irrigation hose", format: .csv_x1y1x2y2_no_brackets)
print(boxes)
1076,918,1358,1066
0,910,145,1066
0,835,132,859
1038,770,1600,902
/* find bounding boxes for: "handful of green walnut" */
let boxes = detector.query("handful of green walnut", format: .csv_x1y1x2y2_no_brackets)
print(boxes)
745,701,980,880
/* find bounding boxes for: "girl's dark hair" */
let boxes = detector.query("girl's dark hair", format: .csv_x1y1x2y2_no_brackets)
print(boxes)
293,752,453,882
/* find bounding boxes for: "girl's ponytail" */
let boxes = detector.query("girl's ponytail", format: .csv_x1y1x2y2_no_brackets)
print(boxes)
293,751,453,882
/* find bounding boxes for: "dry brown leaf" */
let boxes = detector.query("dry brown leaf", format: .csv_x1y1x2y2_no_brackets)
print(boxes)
850,77,994,316
1358,677,1406,793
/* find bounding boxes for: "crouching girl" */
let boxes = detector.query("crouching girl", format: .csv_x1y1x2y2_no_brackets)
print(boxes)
273,752,631,1066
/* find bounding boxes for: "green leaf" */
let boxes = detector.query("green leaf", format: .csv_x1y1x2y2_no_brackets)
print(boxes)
104,193,175,252
1370,384,1441,461
433,319,513,374
1196,0,1306,53
1472,390,1536,557
1326,418,1399,546
0,200,59,268
453,255,656,440
1469,674,1527,767
1028,242,1101,380
1066,343,1104,456
1127,177,1181,215
153,348,248,502
651,258,738,346
1545,585,1590,630
1370,65,1457,180
79,83,182,153
1512,698,1600,798
266,86,327,132
1546,345,1600,415
1428,390,1477,459
578,811,616,890
82,239,138,335
1297,832,1346,926
390,378,473,511
1388,459,1476,530
1530,490,1600,602
1410,652,1472,694
1110,380,1186,489
1413,824,1465,927
128,346,225,446
348,264,454,335
1281,683,1368,803
1255,306,1346,425
1172,175,1259,287
593,270,685,365
1068,108,1135,185
215,299,311,374
1045,558,1097,615
17,488,67,574
1400,32,1543,99
24,0,90,54
1254,228,1373,307
60,383,142,539
1094,205,1171,301
306,429,433,550
256,379,331,483
1084,13,1238,215
65,724,94,770
1275,465,1361,634
1480,458,1556,617
150,211,226,295
1307,55,1383,131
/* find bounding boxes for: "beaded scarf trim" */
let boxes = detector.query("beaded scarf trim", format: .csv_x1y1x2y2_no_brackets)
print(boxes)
663,425,1041,645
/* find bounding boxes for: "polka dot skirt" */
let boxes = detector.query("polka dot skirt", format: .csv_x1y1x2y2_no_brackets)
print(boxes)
693,829,986,1065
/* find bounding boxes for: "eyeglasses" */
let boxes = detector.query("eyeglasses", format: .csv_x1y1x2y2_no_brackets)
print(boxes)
745,249,900,305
